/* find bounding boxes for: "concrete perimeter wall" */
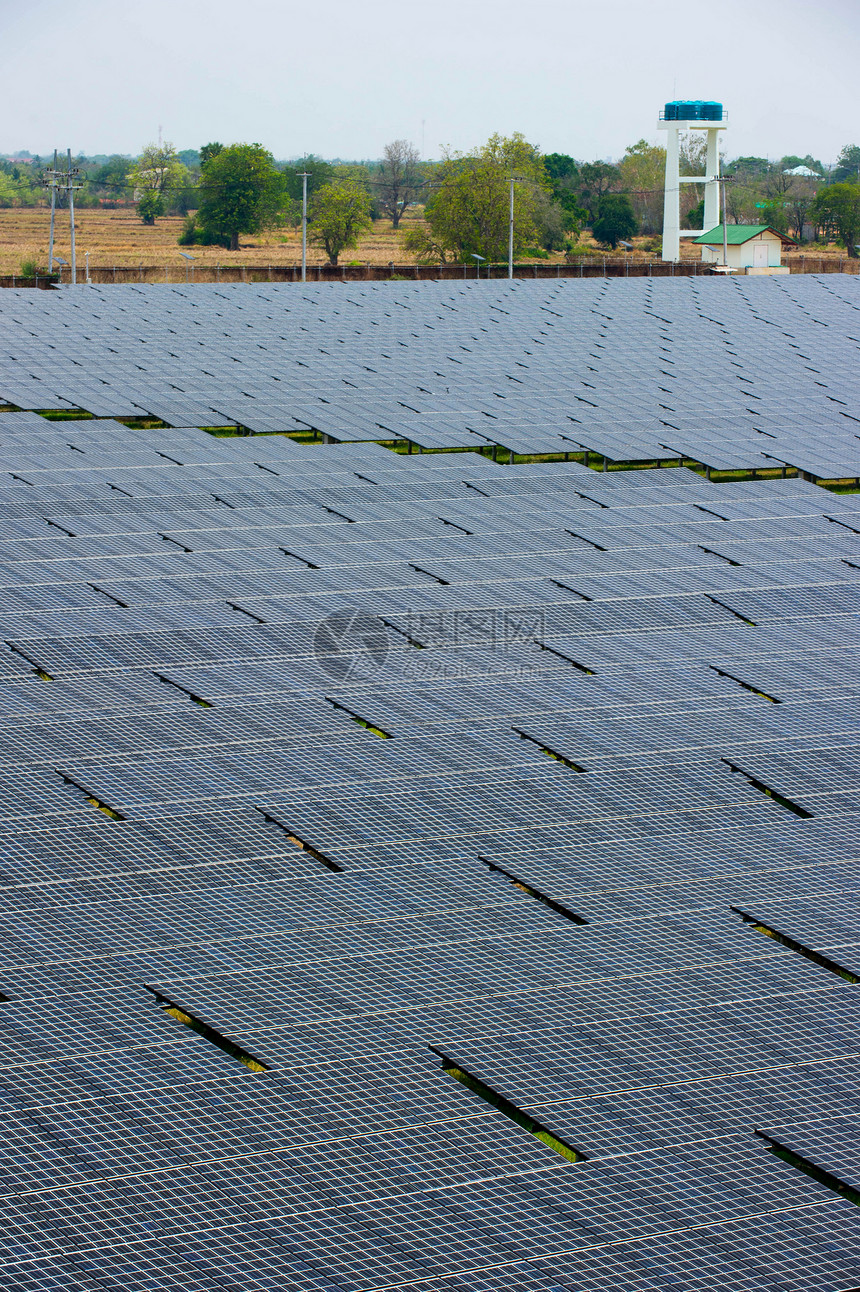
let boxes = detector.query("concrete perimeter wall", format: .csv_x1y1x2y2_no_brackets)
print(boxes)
2,255,857,288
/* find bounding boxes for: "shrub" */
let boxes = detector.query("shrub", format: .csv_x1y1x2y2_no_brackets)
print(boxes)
138,191,164,225
592,195,638,248
178,215,230,249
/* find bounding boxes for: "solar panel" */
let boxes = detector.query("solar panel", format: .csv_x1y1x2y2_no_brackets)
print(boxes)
0,276,858,1291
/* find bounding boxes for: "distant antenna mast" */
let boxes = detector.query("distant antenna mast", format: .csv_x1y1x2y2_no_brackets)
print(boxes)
158,123,163,148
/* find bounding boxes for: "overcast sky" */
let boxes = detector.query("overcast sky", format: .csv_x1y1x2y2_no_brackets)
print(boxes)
2,0,857,163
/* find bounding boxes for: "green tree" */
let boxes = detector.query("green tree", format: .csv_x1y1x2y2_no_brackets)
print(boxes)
543,153,578,184
679,133,708,176
592,194,638,248
137,190,165,225
283,156,335,203
543,154,585,234
131,142,189,215
131,142,186,195
833,145,860,183
726,156,771,177
200,142,224,168
408,132,552,263
191,143,285,251
725,179,758,225
685,197,705,230
378,139,422,228
619,139,665,234
179,214,224,247
0,172,18,208
678,134,718,230
0,163,38,207
308,179,373,264
91,155,133,199
532,188,578,251
764,164,793,206
780,154,824,175
810,183,860,257
759,199,789,234
576,161,619,222
785,179,818,241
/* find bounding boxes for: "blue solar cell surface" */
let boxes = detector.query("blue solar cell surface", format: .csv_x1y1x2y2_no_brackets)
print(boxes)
0,277,858,1290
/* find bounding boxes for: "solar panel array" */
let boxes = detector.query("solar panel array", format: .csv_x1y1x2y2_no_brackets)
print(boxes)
0,278,859,1291
0,273,858,477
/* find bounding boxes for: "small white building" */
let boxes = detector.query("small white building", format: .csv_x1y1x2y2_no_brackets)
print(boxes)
694,224,796,274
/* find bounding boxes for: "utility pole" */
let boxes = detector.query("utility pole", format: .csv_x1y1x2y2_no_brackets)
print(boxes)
67,150,78,285
41,151,81,281
508,176,515,280
48,149,58,272
722,175,728,268
709,172,733,268
300,172,309,283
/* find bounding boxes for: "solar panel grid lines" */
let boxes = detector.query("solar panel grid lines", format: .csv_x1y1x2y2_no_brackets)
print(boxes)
0,277,860,1289
488,858,860,927
1,277,857,480
756,1116,860,1199
138,944,823,1055
0,903,571,1002
0,1131,831,1281
731,894,860,981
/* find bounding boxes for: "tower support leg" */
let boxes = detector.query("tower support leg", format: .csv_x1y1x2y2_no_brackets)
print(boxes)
662,126,681,262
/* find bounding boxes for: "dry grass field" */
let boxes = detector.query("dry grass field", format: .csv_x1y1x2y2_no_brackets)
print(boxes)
0,205,854,276
0,207,427,275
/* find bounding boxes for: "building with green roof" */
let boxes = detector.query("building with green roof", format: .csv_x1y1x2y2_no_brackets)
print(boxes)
694,224,797,273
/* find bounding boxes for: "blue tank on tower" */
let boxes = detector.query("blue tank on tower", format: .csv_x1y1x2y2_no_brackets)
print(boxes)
664,100,723,121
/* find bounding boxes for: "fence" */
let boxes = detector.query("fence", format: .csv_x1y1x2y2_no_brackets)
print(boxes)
783,253,860,274
1,255,857,289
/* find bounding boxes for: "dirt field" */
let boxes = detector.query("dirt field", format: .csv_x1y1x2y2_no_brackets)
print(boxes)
0,205,854,276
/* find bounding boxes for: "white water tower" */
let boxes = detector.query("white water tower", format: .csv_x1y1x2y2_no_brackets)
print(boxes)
658,100,727,262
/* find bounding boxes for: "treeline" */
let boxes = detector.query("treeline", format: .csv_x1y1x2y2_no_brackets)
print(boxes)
542,141,860,246
4,136,860,259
